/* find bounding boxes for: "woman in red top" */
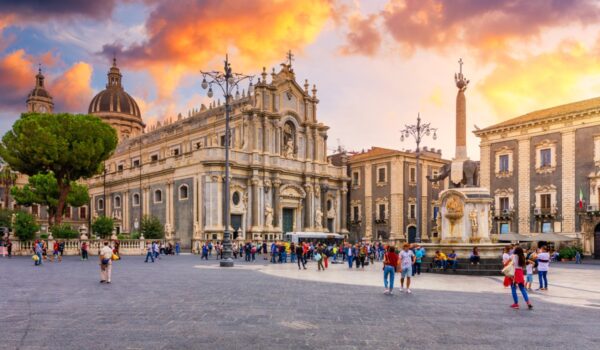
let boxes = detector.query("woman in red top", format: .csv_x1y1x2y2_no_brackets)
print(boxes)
383,246,399,295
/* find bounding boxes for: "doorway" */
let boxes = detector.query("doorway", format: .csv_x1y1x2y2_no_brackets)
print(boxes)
327,218,334,233
282,208,294,234
231,214,242,240
408,226,417,243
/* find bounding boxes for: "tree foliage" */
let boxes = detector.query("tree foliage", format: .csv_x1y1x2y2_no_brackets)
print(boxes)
0,113,117,224
14,211,39,241
50,223,79,239
11,172,89,225
92,216,114,238
0,164,17,209
0,208,12,229
140,215,164,239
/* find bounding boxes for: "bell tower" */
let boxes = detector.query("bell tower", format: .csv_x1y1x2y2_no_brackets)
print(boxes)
26,66,54,113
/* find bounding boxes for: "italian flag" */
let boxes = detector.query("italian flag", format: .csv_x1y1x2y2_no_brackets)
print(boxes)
579,188,584,209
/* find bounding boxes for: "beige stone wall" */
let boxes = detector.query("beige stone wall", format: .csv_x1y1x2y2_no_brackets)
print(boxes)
517,138,531,234
390,156,404,239
561,130,576,232
364,164,372,239
479,144,491,190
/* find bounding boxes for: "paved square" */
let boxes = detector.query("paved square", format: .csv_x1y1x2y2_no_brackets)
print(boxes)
1,255,600,349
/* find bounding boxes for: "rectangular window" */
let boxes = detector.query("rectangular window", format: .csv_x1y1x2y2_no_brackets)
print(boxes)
117,163,124,172
80,207,87,219
540,194,551,209
353,206,359,221
499,197,509,211
499,154,509,172
540,149,552,167
409,204,416,219
352,171,360,186
542,221,552,233
132,158,140,167
433,206,439,219
150,153,158,162
171,146,180,156
378,167,386,183
410,167,416,183
378,204,386,221
500,223,510,233
220,135,226,147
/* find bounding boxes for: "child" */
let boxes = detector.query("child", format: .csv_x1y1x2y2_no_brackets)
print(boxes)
525,259,534,291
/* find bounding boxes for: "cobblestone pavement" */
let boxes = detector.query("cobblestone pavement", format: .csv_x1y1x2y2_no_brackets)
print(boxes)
1,255,599,350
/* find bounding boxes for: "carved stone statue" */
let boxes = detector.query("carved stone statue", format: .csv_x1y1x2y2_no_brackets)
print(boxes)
264,205,273,229
283,122,295,158
469,209,478,237
164,222,173,239
315,209,323,230
193,222,201,239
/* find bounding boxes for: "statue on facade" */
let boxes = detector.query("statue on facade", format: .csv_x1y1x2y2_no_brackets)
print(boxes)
283,123,295,158
193,222,201,239
164,222,173,239
315,209,323,230
469,209,478,237
264,205,273,229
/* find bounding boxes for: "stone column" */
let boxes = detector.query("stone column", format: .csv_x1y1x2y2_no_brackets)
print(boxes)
479,144,491,190
561,130,576,233
517,138,531,234
273,180,281,227
321,184,328,229
251,177,260,228
340,187,348,233
455,59,469,160
304,183,313,230
123,190,129,232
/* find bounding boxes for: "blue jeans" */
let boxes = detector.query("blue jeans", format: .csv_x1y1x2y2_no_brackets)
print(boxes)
511,282,529,304
35,252,42,265
347,256,354,268
448,260,458,269
145,251,154,262
282,252,287,263
538,271,548,289
291,253,296,263
384,265,395,290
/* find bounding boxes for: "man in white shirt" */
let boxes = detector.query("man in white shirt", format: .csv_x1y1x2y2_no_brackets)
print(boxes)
536,246,550,290
399,243,416,293
99,241,114,284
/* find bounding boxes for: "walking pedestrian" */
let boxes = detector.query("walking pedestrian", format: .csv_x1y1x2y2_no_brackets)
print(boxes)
81,241,89,261
144,242,155,263
34,240,43,266
51,241,60,262
413,244,423,276
6,239,12,258
175,242,181,255
509,247,533,310
99,241,113,284
346,243,354,268
296,243,306,270
502,246,512,288
316,246,324,271
201,243,209,260
383,245,399,294
537,246,550,291
399,243,416,293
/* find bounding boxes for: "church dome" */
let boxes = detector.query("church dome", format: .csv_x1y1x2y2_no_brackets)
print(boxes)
88,59,141,119
26,67,54,113
88,58,144,141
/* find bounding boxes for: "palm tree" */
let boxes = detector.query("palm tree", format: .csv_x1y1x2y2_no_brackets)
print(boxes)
0,163,17,209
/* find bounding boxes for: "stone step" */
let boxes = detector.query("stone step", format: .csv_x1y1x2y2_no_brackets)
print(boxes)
426,268,502,276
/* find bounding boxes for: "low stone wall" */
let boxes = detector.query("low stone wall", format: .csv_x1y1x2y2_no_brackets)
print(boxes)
8,239,179,256
420,243,505,259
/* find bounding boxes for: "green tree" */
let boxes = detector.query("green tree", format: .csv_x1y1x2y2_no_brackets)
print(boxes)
92,216,114,238
0,164,17,209
0,208,12,229
140,215,164,239
50,223,79,239
11,172,89,225
14,211,39,241
0,113,117,224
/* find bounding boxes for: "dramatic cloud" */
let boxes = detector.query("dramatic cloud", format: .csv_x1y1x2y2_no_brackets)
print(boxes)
50,62,94,112
479,40,600,120
381,0,600,53
0,0,116,20
339,14,382,56
0,49,34,112
102,0,333,99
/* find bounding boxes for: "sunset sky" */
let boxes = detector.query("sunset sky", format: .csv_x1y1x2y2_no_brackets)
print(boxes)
2,0,600,159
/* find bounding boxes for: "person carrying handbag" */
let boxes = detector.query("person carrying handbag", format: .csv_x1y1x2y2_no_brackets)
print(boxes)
99,241,114,284
507,247,533,310
383,246,399,295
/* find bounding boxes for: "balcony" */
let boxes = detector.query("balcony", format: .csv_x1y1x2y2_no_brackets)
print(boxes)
533,206,558,217
493,208,514,220
374,217,388,225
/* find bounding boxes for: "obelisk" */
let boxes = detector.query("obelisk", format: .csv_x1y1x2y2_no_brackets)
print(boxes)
454,58,469,160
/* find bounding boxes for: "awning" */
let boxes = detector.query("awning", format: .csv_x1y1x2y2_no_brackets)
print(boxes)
497,232,530,241
527,233,579,242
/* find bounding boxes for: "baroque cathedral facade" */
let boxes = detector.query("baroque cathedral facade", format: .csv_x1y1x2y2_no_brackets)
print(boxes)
64,59,349,249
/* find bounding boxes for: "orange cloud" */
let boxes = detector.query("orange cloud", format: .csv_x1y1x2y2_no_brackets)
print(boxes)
479,40,600,121
339,14,381,56
50,62,94,112
102,0,334,99
381,0,600,54
0,49,34,111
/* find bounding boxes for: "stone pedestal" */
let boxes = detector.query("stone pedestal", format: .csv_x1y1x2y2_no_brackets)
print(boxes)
440,188,492,244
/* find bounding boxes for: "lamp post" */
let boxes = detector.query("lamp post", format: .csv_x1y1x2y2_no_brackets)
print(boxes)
201,54,253,267
400,113,437,243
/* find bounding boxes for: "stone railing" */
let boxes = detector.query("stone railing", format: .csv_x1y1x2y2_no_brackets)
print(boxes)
9,238,179,256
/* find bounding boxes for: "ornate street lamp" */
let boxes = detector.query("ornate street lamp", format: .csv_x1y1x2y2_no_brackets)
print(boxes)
400,113,437,243
201,55,253,267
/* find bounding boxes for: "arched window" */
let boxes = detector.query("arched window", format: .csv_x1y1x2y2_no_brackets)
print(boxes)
114,195,121,208
154,189,162,203
179,185,189,200
133,193,140,206
98,198,104,210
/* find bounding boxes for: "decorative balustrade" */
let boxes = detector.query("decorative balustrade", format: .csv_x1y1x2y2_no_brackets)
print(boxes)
8,238,179,256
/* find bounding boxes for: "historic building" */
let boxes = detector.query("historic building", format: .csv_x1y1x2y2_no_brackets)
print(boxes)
347,147,449,242
84,60,349,248
474,97,600,258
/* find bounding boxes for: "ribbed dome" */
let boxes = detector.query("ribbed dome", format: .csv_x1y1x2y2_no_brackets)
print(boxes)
28,87,51,99
88,58,141,119
88,88,141,118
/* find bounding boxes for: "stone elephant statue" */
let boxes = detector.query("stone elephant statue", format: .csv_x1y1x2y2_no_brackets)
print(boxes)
426,160,479,187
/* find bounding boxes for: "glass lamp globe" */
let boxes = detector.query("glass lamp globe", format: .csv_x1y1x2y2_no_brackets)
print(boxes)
433,132,437,140
201,78,208,90
248,82,254,94
228,77,235,85
207,87,213,98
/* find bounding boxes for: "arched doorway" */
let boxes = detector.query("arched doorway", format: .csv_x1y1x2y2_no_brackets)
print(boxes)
408,226,417,243
594,223,600,259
